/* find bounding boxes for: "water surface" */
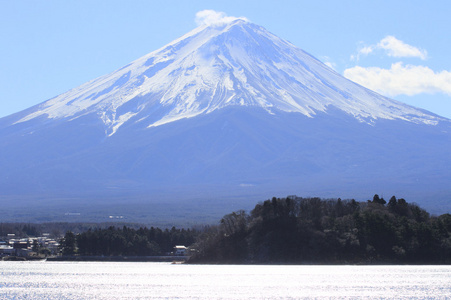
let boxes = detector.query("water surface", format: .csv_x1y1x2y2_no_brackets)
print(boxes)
1,262,450,299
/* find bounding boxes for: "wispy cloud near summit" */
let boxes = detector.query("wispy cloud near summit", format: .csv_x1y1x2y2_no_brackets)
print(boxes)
195,10,248,26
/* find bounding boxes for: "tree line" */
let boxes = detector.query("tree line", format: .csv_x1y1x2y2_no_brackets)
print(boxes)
60,226,197,256
189,195,451,264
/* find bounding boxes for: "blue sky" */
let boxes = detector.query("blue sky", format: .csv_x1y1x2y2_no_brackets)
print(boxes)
1,0,450,118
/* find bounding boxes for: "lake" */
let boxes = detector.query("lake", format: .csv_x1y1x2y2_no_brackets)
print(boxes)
1,262,450,299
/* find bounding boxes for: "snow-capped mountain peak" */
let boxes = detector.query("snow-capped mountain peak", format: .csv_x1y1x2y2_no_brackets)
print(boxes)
2,15,451,219
14,19,445,135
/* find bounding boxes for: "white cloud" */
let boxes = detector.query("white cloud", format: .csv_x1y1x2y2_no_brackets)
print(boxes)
351,45,374,61
354,36,427,61
378,36,427,60
344,62,451,97
359,45,375,55
195,10,248,26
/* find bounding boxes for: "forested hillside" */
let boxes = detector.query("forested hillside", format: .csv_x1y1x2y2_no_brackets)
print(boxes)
190,195,451,264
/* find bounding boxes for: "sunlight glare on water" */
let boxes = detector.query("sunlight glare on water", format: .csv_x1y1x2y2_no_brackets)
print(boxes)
0,262,450,299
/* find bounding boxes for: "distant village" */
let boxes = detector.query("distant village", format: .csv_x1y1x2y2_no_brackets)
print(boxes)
0,233,60,259
0,232,191,261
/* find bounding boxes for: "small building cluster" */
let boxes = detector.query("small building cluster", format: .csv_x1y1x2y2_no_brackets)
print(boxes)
0,234,60,258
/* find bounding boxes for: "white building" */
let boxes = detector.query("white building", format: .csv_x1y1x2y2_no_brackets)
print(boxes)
173,245,187,255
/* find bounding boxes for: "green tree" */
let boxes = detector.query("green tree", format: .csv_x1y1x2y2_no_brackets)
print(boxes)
372,194,386,205
61,231,76,256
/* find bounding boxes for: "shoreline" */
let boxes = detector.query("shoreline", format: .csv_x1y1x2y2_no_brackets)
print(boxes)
46,255,189,262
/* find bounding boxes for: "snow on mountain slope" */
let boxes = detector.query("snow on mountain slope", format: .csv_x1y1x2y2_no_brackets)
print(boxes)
13,19,446,136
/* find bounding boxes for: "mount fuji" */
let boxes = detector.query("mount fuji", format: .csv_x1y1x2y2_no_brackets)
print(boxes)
1,18,450,223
